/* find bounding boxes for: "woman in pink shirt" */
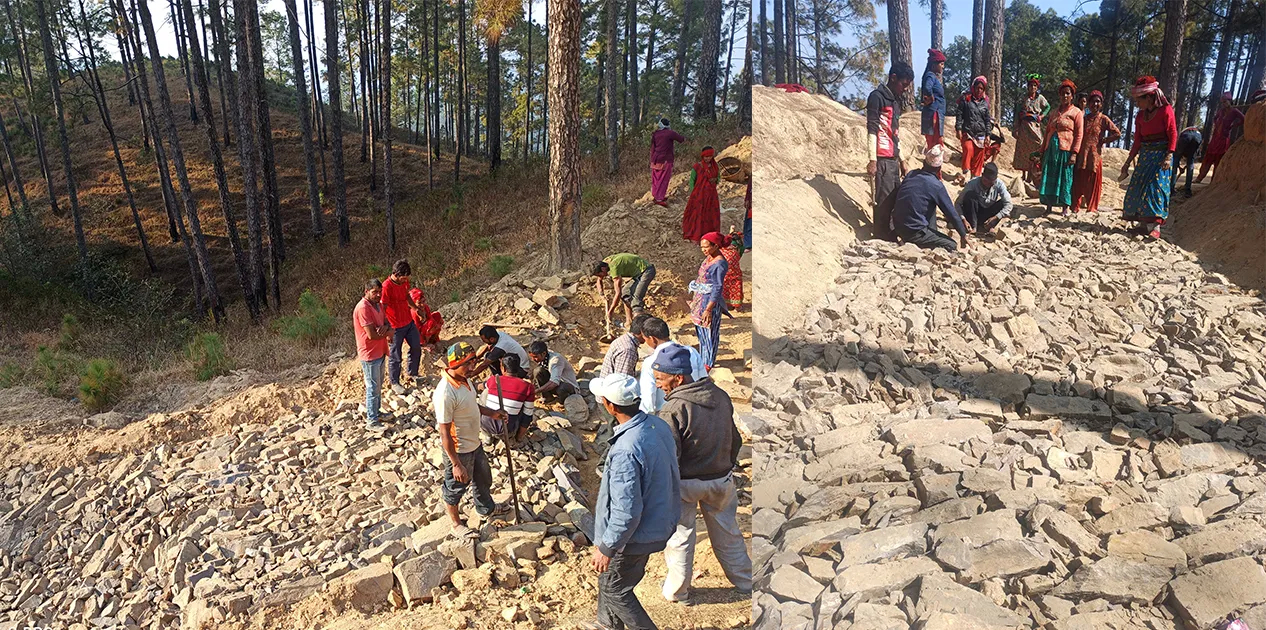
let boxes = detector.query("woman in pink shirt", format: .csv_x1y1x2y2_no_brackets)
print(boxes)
1120,76,1178,240
650,118,686,206
1195,92,1245,183
1038,79,1084,215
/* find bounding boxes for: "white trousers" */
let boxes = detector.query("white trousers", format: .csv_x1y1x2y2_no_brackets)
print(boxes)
661,474,753,600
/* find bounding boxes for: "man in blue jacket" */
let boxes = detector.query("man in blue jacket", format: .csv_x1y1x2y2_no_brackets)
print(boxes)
881,145,971,252
587,373,681,630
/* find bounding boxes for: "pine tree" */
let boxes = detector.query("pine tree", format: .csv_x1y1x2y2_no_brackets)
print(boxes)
548,0,581,272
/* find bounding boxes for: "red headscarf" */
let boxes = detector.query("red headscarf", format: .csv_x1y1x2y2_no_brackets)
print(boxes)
1088,90,1103,100
701,231,730,247
927,48,946,63
1059,79,1077,95
701,147,716,159
1130,76,1170,107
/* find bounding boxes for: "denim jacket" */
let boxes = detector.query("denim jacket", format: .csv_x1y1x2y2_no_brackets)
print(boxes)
595,413,682,557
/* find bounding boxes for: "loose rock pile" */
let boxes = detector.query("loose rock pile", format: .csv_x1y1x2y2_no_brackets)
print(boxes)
749,211,1266,630
0,371,608,629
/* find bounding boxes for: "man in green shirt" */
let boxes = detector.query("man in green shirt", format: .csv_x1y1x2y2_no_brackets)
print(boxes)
592,253,656,328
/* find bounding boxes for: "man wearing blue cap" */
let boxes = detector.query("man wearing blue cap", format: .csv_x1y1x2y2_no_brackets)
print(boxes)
652,346,752,603
584,373,681,630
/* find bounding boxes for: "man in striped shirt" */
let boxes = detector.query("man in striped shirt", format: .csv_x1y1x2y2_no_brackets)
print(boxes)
602,314,650,378
482,355,536,443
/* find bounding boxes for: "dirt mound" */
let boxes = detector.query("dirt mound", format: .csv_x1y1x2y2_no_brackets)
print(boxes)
1169,102,1266,292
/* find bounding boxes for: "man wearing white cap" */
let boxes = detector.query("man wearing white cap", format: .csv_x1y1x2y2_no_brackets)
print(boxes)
882,144,971,251
585,374,681,630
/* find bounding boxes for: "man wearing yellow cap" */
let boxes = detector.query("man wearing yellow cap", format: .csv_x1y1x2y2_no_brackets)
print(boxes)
435,342,510,539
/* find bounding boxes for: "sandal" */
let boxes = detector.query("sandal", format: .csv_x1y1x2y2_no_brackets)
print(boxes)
450,524,480,539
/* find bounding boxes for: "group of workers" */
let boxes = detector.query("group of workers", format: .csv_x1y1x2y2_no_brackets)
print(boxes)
868,47,1258,250
351,242,750,629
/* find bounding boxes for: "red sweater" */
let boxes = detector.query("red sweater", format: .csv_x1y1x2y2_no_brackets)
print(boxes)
1129,105,1177,155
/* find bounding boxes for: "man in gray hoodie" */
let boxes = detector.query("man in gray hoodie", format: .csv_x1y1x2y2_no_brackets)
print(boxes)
652,346,752,602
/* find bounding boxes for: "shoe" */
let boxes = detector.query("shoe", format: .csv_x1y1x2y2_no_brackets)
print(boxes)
450,524,480,539
482,502,511,518
391,383,406,395
1148,227,1162,239
365,419,387,432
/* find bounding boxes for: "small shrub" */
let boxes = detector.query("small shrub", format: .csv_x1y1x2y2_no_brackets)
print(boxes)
187,332,233,381
35,345,80,397
79,358,127,411
474,237,493,251
0,363,22,388
449,290,461,303
366,263,387,278
59,313,82,349
582,183,613,208
275,289,337,343
488,255,514,279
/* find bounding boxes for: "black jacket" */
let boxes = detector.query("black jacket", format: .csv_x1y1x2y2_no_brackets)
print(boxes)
660,378,742,481
957,93,993,138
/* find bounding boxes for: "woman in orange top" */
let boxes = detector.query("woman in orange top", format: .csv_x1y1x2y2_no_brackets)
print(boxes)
1038,79,1084,215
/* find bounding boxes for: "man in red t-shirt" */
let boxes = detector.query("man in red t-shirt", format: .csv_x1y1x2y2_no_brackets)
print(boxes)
380,259,425,393
354,279,392,432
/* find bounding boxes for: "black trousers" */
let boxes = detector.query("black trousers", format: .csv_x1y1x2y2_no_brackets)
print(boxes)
532,365,577,403
872,157,901,241
597,550,657,630
959,189,1008,232
1171,151,1196,193
899,226,958,251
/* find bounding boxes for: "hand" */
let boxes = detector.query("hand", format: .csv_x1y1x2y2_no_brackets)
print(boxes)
702,309,713,329
961,234,973,250
492,410,508,422
452,462,470,484
1160,156,1172,171
591,548,611,573
983,216,1000,231
867,160,876,176
921,94,933,107
1119,165,1130,180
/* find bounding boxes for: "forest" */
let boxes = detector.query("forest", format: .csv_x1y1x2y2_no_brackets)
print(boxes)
0,0,751,399
753,0,1265,141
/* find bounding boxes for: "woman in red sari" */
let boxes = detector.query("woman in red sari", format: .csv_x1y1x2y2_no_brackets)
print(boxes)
721,228,744,311
682,146,721,242
408,286,443,348
1070,90,1121,213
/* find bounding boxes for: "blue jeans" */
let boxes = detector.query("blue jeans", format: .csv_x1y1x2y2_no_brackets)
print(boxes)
389,321,421,385
361,356,384,422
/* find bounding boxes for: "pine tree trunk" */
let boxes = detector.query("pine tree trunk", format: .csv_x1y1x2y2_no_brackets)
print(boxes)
1254,14,1266,93
759,0,769,85
721,0,740,110
138,0,227,321
1103,0,1120,119
642,0,659,118
548,0,581,272
170,0,199,122
773,0,784,84
455,0,466,184
433,0,441,161
812,0,822,90
671,0,694,115
982,0,1004,119
207,0,234,147
785,0,796,83
34,0,87,260
75,0,155,272
931,0,943,50
381,0,395,250
604,0,619,173
738,14,752,129
359,0,371,163
1202,0,1239,145
232,0,269,306
693,0,722,120
525,0,533,160
122,0,180,243
283,0,325,240
887,0,914,110
243,0,286,307
971,0,984,77
179,0,260,318
324,0,349,246
1159,0,1187,96
487,35,502,172
626,0,639,129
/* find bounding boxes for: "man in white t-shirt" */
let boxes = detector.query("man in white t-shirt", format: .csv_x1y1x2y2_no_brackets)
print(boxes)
435,342,510,539
474,324,531,376
637,317,707,414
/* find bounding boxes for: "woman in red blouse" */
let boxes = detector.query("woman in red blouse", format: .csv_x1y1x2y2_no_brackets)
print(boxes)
1119,76,1178,240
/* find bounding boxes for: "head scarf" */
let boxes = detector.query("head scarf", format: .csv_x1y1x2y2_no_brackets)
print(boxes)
1252,89,1266,104
1059,79,1077,95
1130,76,1170,107
1025,74,1042,88
927,48,946,63
658,117,670,130
972,76,988,89
701,231,729,247
701,147,715,159
1222,91,1234,102
924,144,944,169
1088,90,1103,100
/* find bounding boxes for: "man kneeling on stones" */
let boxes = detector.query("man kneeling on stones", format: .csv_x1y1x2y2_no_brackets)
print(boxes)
434,342,510,539
582,374,680,630
527,340,580,405
653,346,753,602
877,144,971,251
955,162,1013,235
